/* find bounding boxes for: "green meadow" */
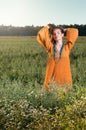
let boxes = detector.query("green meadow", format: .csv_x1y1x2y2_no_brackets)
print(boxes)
0,36,86,129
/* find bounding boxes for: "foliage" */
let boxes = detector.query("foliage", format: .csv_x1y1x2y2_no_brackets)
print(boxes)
0,36,86,129
0,24,86,36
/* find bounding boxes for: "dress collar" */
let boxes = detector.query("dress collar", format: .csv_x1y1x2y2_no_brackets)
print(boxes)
54,41,64,57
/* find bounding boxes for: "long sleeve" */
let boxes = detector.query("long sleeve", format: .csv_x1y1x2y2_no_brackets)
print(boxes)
37,26,53,53
66,28,78,51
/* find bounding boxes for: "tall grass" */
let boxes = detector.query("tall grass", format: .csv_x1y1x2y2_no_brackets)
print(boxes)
0,36,86,129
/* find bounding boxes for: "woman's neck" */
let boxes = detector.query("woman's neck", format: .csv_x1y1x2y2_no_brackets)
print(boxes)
55,39,63,45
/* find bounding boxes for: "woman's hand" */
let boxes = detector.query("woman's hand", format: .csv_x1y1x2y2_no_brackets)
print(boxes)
64,28,67,32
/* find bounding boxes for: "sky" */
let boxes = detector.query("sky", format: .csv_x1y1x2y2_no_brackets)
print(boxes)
0,0,85,26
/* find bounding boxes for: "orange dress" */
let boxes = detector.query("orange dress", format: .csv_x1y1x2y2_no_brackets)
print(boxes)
37,26,78,89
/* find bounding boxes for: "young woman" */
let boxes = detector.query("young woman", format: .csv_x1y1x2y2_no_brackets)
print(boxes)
37,24,78,91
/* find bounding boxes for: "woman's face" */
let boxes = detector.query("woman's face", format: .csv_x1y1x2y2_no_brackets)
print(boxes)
52,28,64,42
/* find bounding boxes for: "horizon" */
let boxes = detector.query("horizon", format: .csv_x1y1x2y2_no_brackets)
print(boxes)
0,23,86,27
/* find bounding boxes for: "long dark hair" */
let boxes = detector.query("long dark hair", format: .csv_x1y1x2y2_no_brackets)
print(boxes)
48,24,64,42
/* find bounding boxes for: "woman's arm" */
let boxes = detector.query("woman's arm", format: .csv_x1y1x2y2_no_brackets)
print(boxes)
65,28,78,51
37,25,52,52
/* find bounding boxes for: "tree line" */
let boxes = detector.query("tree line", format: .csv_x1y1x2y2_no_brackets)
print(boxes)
0,24,86,36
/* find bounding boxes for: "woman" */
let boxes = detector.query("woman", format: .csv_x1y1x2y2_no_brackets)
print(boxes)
37,24,78,91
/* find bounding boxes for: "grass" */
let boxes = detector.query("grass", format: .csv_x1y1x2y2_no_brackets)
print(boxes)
0,36,86,129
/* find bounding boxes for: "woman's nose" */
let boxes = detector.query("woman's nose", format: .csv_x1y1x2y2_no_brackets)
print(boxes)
56,33,59,37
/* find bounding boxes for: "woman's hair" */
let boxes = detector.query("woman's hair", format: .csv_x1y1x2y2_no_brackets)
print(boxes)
48,24,64,42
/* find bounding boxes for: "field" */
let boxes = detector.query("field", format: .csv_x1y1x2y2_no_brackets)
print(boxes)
0,36,86,129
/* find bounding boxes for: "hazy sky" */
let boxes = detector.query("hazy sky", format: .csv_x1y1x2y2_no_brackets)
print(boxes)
0,0,85,26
